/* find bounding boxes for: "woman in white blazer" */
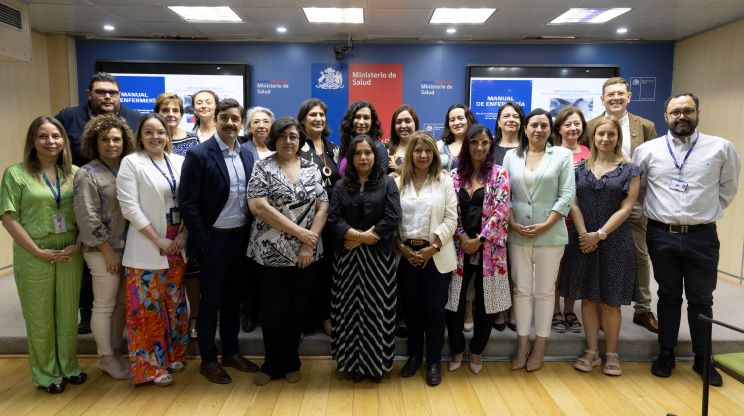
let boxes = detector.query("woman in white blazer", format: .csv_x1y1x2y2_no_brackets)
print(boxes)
116,113,189,387
395,131,457,386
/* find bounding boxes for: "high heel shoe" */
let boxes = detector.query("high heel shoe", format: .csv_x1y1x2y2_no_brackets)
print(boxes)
469,353,483,374
449,353,463,372
511,339,531,371
526,351,544,372
189,317,198,339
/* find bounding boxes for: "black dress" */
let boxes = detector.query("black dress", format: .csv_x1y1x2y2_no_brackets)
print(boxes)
559,161,641,306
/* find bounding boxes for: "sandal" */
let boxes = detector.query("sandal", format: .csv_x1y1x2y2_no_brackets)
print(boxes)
153,373,174,387
603,352,623,376
574,349,601,372
551,312,566,333
168,361,186,373
564,312,583,333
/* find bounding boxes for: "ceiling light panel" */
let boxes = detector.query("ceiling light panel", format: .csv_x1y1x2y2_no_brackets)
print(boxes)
549,8,631,24
168,6,243,23
430,8,496,24
303,8,364,24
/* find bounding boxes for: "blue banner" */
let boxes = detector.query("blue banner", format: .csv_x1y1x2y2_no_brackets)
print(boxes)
469,79,532,122
311,63,348,145
116,75,165,114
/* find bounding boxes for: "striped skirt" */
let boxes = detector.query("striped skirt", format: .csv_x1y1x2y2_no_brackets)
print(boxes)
330,245,397,378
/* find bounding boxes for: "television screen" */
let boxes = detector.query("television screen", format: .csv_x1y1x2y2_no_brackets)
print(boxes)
95,61,248,132
467,65,618,123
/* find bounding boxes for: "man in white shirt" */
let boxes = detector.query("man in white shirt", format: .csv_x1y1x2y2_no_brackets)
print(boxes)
633,93,740,386
587,77,659,333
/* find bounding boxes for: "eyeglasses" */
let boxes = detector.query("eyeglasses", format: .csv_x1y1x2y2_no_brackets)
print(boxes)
276,133,300,142
92,89,120,97
667,108,696,119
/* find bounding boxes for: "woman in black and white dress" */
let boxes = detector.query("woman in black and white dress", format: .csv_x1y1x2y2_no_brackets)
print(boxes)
327,135,401,383
246,117,329,386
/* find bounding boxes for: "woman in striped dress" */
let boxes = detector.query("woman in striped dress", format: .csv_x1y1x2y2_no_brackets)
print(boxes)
327,135,402,383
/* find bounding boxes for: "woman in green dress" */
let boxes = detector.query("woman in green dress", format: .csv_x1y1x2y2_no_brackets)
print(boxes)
0,116,86,394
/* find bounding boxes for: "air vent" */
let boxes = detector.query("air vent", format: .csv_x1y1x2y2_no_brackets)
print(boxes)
0,2,22,31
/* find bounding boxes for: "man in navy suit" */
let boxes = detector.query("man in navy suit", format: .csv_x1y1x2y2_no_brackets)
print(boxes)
179,98,258,384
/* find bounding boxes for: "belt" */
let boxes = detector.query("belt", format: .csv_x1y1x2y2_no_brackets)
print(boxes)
403,238,430,247
648,219,713,234
211,225,247,233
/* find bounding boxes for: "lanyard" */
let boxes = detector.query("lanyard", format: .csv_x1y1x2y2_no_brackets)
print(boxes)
99,159,118,177
665,132,698,173
148,155,177,198
42,169,61,209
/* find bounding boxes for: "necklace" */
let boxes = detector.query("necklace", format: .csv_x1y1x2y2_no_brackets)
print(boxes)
314,139,333,179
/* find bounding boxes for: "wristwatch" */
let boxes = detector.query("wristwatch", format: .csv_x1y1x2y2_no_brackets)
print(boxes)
478,234,486,243
597,228,608,240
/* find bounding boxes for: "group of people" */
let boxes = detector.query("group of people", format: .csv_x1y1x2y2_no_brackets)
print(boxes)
1,73,739,394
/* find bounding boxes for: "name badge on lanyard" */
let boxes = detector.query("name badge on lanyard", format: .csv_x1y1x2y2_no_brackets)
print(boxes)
665,133,698,193
149,156,180,225
43,170,67,234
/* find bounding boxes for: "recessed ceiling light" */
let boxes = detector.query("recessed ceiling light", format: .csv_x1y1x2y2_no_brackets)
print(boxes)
549,8,631,24
277,26,287,33
103,24,115,31
446,28,457,34
168,6,242,23
616,27,628,34
303,8,363,24
430,8,496,24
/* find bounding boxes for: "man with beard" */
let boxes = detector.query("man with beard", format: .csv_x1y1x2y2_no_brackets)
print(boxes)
587,76,659,334
633,93,740,386
56,72,142,167
55,72,142,334
179,98,259,384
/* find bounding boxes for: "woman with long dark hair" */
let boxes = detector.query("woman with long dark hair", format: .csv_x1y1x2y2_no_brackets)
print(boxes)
297,98,340,336
328,135,401,382
446,124,511,375
387,104,419,174
437,104,478,171
337,101,389,174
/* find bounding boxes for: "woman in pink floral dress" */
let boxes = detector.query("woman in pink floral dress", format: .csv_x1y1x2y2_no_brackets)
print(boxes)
445,124,511,375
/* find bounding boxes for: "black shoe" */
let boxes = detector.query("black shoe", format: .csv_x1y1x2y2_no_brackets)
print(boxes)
400,357,421,378
368,374,383,383
38,381,65,394
426,363,442,386
64,372,88,385
651,349,676,378
507,322,517,332
395,324,408,338
77,311,92,334
493,320,506,331
693,357,723,387
347,371,365,383
241,315,256,333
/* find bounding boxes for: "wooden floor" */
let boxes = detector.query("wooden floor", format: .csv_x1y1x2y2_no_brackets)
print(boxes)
1,357,743,415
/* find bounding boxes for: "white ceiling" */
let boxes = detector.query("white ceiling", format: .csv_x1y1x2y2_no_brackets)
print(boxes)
25,0,744,42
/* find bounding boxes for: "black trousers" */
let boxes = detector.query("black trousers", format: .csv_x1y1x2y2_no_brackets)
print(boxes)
446,253,494,355
398,256,449,364
197,229,249,362
303,233,333,331
646,222,719,357
256,263,312,378
78,263,92,317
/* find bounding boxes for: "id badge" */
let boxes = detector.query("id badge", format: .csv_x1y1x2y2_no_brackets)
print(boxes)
670,179,688,192
52,213,67,234
170,207,181,225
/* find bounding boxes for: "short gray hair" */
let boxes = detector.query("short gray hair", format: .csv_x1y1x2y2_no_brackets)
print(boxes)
246,106,275,123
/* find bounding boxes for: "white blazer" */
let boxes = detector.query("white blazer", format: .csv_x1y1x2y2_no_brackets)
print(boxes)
117,151,185,270
396,173,458,273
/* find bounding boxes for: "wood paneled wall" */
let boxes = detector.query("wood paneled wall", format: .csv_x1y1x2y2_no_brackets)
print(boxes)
0,32,76,267
674,19,744,278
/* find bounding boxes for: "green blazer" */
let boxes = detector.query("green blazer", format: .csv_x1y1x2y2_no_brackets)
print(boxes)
502,145,575,246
